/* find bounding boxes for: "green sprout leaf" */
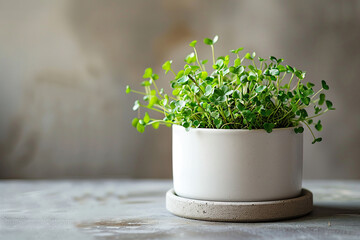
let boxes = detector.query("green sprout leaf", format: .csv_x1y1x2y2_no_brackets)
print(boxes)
270,56,277,62
286,65,294,73
189,40,197,47
175,70,184,80
141,80,151,86
184,67,191,75
214,118,222,128
204,85,213,96
321,80,329,90
143,68,153,78
231,47,244,54
294,126,304,134
269,68,280,76
133,100,140,111
326,100,333,109
244,53,252,60
132,118,139,127
152,73,159,80
136,121,145,133
213,35,219,44
264,123,275,133
143,112,150,124
232,90,240,99
234,58,241,67
162,60,172,74
203,38,213,45
182,121,191,128
151,122,160,129
215,59,224,69
177,75,189,84
295,70,304,79
302,97,310,105
126,85,131,94
312,137,322,144
277,65,286,72
148,95,158,108
237,102,245,111
306,82,315,88
172,88,181,96
200,71,208,79
315,120,322,131
152,121,160,129
255,85,266,93
192,120,200,127
185,52,196,64
314,106,322,114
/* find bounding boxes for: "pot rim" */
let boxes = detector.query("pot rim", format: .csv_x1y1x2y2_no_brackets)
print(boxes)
172,124,301,133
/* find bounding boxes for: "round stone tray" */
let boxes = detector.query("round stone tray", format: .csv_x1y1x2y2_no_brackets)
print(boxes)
166,188,313,222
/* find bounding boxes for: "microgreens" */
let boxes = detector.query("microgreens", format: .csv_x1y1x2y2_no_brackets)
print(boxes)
126,35,335,144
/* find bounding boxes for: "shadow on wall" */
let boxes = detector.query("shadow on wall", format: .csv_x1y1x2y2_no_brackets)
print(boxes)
0,0,359,178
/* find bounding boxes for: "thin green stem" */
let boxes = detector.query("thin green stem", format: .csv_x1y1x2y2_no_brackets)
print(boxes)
147,119,174,125
311,88,323,100
291,79,301,92
185,85,206,113
298,99,319,109
279,72,287,84
202,64,207,72
188,75,205,94
305,109,329,120
145,86,150,95
226,98,235,122
302,121,316,141
139,104,165,114
277,108,292,122
153,104,169,112
193,47,203,71
216,106,227,123
190,112,203,118
287,73,294,91
221,122,243,128
252,60,257,69
151,78,163,98
211,45,215,65
131,90,146,95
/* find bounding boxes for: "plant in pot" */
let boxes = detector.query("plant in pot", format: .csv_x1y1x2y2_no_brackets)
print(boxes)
126,35,334,221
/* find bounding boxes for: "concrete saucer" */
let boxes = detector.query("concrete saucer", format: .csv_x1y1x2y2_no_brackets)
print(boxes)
166,188,313,222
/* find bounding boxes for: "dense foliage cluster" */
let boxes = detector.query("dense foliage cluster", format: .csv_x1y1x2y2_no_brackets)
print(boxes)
126,36,334,143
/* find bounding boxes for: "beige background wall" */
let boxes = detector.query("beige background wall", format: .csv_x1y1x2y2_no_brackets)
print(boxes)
0,0,359,179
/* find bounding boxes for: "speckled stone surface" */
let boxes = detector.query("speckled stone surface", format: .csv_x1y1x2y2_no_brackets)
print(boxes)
166,188,313,222
1,180,360,240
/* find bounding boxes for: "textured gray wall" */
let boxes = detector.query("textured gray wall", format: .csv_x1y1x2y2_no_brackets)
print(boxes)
0,0,359,179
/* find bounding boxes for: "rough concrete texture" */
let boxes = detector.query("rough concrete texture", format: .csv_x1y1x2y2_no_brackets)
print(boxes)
166,189,313,222
1,180,360,240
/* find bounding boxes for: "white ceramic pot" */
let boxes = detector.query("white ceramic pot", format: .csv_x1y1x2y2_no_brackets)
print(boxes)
172,125,303,202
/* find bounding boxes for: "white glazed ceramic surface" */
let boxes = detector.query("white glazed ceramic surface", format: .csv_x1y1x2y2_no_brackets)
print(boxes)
172,125,303,202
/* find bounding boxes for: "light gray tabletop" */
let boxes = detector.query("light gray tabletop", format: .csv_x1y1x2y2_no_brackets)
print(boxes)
1,180,359,240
